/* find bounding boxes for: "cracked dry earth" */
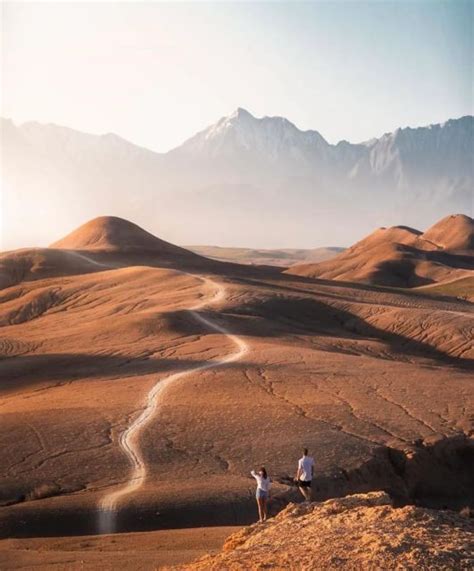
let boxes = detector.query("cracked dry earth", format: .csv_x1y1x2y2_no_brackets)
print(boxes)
179,492,474,570
0,245,473,568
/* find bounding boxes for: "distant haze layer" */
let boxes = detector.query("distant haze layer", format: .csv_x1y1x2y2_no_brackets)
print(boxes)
1,110,472,250
187,245,345,267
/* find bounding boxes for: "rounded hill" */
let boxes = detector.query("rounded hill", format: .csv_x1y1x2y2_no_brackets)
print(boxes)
50,216,195,258
423,214,474,251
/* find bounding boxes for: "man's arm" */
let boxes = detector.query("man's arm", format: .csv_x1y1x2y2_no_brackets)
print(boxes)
295,460,302,481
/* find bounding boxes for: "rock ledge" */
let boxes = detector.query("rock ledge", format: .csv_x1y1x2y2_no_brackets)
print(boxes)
179,492,473,570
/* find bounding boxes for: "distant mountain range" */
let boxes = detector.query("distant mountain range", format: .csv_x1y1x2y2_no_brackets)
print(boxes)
1,109,472,250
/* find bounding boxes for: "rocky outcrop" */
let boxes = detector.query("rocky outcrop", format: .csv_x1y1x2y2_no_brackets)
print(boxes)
180,492,473,570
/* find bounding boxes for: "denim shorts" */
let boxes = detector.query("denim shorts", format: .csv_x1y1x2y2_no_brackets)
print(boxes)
256,488,268,499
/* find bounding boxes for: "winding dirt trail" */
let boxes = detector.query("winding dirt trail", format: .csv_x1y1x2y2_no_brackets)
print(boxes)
98,274,248,534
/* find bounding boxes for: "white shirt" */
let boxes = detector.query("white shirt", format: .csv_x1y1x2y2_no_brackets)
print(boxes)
251,470,272,492
298,456,315,481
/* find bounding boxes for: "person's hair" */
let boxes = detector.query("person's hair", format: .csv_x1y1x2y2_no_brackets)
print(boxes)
303,447,308,456
259,466,268,479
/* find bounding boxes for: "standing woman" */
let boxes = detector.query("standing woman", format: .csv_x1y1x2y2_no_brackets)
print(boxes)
251,467,271,522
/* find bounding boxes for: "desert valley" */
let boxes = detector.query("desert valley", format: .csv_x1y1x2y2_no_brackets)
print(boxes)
0,213,473,569
2,2,473,567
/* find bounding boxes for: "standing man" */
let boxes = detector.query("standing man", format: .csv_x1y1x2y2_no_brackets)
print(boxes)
295,447,315,502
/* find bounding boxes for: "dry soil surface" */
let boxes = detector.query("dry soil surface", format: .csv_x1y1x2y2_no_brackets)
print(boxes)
0,526,239,570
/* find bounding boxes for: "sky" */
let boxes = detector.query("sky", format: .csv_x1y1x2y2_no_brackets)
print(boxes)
2,1,473,152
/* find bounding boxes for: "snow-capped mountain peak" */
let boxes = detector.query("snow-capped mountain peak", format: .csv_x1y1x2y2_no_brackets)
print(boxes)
172,108,329,162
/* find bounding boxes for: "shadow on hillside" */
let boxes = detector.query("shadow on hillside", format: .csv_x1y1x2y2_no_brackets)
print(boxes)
0,352,256,395
4,246,471,310
372,259,434,287
0,247,280,293
229,271,474,306
371,249,474,288
166,295,473,369
407,246,474,270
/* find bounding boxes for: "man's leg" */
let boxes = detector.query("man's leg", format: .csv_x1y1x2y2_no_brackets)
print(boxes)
298,483,307,500
300,483,312,502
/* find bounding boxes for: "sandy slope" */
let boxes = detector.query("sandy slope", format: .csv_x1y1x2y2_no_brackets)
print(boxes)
423,213,474,251
0,248,106,290
180,492,473,570
417,275,474,301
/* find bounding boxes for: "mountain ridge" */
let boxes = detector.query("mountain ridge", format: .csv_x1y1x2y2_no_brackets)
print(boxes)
3,110,472,155
2,111,472,250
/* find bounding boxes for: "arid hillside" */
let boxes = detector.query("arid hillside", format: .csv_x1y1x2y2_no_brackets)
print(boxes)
181,492,474,570
1,217,472,553
0,248,105,290
288,214,474,289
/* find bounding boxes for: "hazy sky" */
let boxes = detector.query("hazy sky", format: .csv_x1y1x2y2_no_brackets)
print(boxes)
2,1,473,152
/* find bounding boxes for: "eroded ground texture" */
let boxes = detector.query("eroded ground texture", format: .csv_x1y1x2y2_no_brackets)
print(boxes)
0,225,473,571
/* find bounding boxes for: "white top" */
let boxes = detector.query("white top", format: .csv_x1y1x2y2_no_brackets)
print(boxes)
251,470,272,492
298,455,315,481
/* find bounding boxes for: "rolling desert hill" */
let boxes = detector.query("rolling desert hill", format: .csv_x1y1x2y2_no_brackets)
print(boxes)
288,214,474,289
0,217,209,291
422,212,474,251
187,245,344,267
2,111,472,250
0,248,105,291
418,275,474,301
0,216,473,569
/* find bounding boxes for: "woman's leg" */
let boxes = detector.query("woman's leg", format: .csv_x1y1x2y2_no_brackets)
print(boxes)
256,497,264,522
262,497,268,520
